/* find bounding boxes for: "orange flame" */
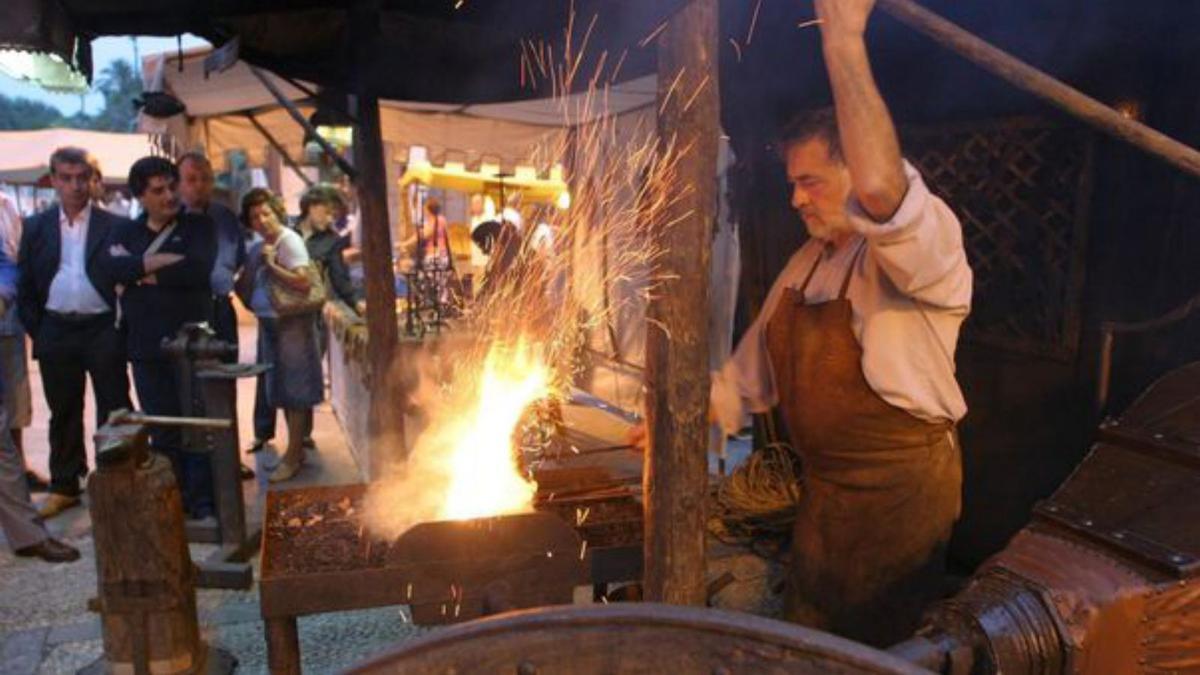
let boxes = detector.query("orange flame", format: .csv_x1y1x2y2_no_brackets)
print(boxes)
439,341,547,521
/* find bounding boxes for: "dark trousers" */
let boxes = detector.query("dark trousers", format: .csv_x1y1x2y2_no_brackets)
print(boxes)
252,326,313,443
35,313,131,496
211,295,238,363
132,359,214,518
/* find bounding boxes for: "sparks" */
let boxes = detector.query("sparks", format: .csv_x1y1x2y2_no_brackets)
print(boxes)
361,6,689,542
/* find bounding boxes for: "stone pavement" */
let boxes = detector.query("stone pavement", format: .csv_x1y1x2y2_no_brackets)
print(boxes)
0,323,425,674
0,320,759,674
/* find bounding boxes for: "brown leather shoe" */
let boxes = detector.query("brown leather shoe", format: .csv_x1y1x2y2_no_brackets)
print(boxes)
15,538,81,563
37,493,82,519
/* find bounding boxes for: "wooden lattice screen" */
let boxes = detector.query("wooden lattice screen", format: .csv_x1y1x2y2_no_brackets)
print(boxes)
904,117,1095,361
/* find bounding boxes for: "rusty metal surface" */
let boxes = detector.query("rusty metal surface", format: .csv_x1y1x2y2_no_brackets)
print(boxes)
1036,442,1200,579
916,567,1065,675
260,484,589,623
1139,582,1200,673
536,492,644,585
907,364,1200,675
980,529,1156,674
348,604,933,675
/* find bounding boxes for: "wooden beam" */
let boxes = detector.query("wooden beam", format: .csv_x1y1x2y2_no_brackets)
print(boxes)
643,0,719,606
350,0,405,459
248,65,359,179
243,113,314,188
877,0,1200,180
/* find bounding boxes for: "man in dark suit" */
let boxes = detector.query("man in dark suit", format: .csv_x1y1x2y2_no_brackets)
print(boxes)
17,147,132,518
103,156,218,519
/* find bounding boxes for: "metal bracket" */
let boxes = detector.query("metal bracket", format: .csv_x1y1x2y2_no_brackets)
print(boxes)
1035,500,1200,578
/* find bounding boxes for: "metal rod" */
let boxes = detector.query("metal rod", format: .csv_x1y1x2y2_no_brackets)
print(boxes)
877,0,1200,179
245,113,314,188
118,413,234,429
248,65,358,178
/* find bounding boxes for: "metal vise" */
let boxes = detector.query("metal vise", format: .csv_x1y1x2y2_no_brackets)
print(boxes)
161,322,268,589
890,363,1200,674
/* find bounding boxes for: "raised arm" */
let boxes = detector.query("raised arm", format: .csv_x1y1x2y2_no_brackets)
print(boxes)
816,0,908,221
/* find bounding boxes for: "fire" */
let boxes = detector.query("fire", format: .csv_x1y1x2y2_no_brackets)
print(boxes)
439,341,547,521
363,7,690,540
361,339,550,539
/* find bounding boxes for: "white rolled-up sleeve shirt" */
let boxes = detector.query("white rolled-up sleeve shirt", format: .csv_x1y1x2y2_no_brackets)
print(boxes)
46,205,111,315
711,160,972,433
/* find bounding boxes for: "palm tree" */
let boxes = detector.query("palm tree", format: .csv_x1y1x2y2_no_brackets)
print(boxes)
91,59,143,132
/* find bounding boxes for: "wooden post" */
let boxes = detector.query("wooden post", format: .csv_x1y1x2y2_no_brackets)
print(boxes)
351,0,405,462
877,0,1200,180
643,0,719,606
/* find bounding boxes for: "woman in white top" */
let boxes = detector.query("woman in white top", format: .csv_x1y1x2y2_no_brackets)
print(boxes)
236,188,324,482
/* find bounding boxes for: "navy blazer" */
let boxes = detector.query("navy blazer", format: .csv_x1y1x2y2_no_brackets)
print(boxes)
102,211,217,362
17,205,127,338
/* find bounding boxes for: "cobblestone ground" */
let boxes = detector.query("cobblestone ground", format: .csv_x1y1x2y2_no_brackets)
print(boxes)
1,535,429,674
1,323,761,673
0,324,429,674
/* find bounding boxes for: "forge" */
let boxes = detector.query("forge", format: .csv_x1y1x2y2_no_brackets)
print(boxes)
259,398,647,671
261,484,587,624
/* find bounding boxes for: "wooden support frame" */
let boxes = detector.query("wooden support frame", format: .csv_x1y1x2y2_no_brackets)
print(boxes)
877,0,1200,180
350,0,405,460
643,0,719,606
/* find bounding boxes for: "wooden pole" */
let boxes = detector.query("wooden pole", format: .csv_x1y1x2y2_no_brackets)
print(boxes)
877,0,1200,180
248,65,359,179
244,113,314,188
350,0,405,459
643,0,719,606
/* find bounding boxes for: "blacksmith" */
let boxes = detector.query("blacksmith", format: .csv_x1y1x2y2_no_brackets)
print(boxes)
710,0,971,645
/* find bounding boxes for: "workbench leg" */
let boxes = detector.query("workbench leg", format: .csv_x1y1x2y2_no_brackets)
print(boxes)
266,617,301,675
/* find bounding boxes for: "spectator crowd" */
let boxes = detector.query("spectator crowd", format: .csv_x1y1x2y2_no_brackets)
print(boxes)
0,147,362,563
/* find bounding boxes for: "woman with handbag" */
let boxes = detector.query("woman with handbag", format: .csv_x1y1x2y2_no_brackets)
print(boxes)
237,188,324,482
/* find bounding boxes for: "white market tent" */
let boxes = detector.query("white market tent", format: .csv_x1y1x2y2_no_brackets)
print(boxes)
0,128,160,185
138,47,657,173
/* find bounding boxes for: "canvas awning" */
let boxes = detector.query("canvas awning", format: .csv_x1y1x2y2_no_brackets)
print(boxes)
399,161,569,206
139,47,656,173
0,128,160,185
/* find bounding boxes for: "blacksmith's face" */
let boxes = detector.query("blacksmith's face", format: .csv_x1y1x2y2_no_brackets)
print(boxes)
178,158,214,208
139,176,179,223
785,137,853,241
50,161,92,213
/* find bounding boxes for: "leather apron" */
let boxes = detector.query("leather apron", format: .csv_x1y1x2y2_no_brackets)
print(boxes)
765,241,962,647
